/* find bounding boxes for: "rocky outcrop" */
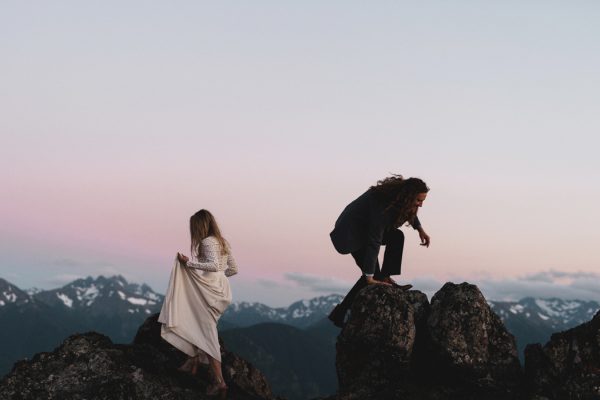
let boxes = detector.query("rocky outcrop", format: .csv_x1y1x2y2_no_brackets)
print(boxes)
426,283,522,395
335,282,523,400
0,314,275,400
335,286,428,398
524,311,600,400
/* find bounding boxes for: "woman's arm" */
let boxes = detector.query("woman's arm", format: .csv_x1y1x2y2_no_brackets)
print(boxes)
224,252,238,277
185,241,220,272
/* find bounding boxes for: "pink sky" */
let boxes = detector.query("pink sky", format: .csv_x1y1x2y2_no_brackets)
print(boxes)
2,2,599,305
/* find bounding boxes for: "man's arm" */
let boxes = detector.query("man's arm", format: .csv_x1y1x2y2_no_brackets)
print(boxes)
416,225,430,247
411,216,430,247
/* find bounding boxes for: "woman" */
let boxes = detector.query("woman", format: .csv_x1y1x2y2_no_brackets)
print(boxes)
158,209,238,396
328,175,430,327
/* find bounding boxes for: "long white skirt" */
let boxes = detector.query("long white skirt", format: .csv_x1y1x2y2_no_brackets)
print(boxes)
158,257,232,363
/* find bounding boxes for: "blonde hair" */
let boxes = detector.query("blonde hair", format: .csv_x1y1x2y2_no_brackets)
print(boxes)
189,209,229,257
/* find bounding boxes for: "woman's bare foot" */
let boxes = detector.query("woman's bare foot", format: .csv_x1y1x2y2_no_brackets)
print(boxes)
206,379,228,397
178,356,200,375
191,356,199,375
177,357,195,373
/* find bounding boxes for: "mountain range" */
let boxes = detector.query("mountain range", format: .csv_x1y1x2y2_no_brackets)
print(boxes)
488,297,599,358
2,275,599,399
0,276,165,377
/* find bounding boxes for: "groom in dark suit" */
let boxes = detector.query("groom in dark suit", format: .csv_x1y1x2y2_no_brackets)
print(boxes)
328,175,430,327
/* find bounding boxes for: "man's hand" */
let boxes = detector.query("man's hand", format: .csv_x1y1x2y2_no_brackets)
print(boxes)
177,253,189,264
417,228,430,247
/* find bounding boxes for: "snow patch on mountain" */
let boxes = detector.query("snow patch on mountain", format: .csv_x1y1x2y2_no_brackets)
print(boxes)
535,299,560,317
57,293,73,308
127,297,148,305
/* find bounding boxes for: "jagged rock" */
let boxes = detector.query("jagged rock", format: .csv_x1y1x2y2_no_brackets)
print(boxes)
334,282,523,399
134,314,274,399
335,285,429,398
426,282,522,396
0,314,275,400
524,310,600,400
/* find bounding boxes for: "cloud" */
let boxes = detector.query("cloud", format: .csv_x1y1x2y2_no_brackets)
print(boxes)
520,269,600,283
284,272,352,294
257,278,293,289
242,269,600,307
45,259,129,288
45,273,86,287
477,269,600,302
52,258,114,268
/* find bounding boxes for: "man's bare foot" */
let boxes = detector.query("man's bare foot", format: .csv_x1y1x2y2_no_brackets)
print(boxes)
365,276,392,286
383,277,412,290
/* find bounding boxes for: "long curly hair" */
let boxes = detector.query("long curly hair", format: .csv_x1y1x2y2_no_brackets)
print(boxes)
189,209,229,258
371,174,429,227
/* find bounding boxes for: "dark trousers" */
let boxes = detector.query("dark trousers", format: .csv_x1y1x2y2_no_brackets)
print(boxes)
337,229,405,313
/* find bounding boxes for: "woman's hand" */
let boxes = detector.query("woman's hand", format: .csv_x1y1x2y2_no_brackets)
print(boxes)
177,253,189,264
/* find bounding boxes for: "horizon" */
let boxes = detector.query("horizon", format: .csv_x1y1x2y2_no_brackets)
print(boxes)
4,272,600,309
2,2,599,307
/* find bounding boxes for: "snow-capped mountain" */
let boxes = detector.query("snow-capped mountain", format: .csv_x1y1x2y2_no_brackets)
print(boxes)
490,297,599,331
489,297,600,358
32,275,163,317
222,294,343,328
0,278,31,307
0,275,165,376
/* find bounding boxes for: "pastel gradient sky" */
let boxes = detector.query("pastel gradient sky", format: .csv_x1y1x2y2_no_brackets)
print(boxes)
2,2,599,306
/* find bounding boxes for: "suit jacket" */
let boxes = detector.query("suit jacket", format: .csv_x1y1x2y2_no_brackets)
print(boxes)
330,189,421,273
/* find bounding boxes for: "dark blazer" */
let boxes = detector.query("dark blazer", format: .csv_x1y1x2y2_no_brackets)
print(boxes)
330,189,421,273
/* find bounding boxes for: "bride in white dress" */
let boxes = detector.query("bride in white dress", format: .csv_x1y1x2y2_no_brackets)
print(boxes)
158,209,238,396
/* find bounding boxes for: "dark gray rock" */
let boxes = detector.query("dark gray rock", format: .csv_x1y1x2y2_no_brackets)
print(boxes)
0,314,275,400
524,310,600,400
426,282,522,395
335,285,429,398
334,282,524,400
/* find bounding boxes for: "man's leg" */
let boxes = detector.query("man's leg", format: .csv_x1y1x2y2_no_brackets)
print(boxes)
381,229,405,277
329,248,381,327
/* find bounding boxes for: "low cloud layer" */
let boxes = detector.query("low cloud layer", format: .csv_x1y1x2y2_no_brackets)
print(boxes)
283,269,600,303
284,272,353,294
479,269,600,302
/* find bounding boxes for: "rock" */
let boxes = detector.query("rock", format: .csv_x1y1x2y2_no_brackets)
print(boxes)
335,285,429,398
524,310,600,399
0,314,275,400
334,282,523,399
426,282,522,396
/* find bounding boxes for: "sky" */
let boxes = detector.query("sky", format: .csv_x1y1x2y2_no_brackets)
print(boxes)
1,1,599,306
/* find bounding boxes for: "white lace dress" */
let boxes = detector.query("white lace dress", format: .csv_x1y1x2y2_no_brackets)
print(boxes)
158,236,238,363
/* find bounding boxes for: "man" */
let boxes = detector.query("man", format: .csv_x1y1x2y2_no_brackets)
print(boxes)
328,175,430,327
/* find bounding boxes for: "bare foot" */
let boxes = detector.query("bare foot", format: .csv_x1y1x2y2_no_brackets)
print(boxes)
365,276,392,286
191,356,199,375
206,380,228,397
382,277,412,290
177,357,195,373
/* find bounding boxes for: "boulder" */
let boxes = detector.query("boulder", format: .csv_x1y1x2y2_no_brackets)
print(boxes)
0,314,275,400
426,282,522,395
524,310,600,399
335,285,429,398
334,282,523,399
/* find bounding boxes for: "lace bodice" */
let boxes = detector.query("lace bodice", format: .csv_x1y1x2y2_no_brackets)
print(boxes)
185,236,238,277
